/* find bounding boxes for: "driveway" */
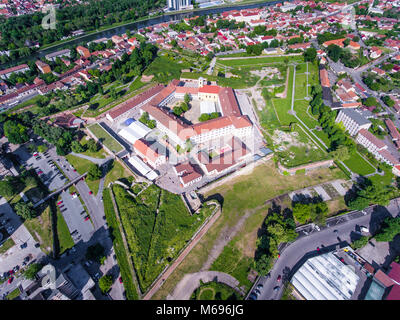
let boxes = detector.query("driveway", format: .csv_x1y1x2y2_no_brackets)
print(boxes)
167,271,242,300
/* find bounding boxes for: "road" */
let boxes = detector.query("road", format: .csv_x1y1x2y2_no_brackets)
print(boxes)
254,198,400,300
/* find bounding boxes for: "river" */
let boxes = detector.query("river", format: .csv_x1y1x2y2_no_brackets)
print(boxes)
1,0,284,68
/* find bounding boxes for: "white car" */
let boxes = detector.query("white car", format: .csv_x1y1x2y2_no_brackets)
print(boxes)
360,226,369,233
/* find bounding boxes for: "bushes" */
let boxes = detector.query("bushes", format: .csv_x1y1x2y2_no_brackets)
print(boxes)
99,275,113,294
351,236,370,250
375,217,400,242
103,188,138,300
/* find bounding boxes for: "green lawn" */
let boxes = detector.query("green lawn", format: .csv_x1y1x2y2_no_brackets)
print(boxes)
143,55,191,84
65,154,101,195
103,188,139,300
87,123,124,154
217,55,302,67
0,238,15,254
343,152,376,176
24,206,53,255
104,159,134,186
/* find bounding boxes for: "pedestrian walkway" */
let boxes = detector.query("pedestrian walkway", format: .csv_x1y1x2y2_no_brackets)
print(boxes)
167,271,243,300
331,181,347,196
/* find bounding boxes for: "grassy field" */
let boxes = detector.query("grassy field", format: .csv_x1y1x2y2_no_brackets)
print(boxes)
104,159,133,186
113,183,213,292
24,206,53,255
143,55,191,84
103,187,139,300
151,160,346,299
217,55,303,67
343,152,376,176
87,123,124,154
0,238,15,254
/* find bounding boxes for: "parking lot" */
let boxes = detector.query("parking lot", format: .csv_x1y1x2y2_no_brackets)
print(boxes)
14,147,67,193
58,188,94,243
0,198,44,280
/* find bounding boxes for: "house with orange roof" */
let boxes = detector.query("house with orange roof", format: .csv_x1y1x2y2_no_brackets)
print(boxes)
35,60,51,74
76,46,91,59
133,139,166,168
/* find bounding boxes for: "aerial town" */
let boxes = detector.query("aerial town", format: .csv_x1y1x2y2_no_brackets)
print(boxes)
0,0,399,305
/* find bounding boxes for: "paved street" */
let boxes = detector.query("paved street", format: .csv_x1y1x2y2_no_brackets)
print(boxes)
254,198,400,300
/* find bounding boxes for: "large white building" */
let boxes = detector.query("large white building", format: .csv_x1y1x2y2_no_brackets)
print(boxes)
291,252,360,300
168,0,191,10
335,108,372,136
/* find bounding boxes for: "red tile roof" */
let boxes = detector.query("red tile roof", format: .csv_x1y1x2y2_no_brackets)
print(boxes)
320,68,330,87
199,85,221,94
108,84,164,120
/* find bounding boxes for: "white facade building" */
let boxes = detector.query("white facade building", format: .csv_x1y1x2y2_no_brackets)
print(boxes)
291,252,360,300
335,109,372,136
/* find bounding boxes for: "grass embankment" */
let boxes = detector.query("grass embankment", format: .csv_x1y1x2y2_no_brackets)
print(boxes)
0,238,15,254
103,187,139,300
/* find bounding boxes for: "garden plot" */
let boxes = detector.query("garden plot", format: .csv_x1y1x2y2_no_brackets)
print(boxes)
272,129,325,168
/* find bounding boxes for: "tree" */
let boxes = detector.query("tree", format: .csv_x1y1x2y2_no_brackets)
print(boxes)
292,202,311,224
86,243,105,263
3,120,29,144
86,139,99,153
330,145,350,161
24,263,43,280
303,47,317,62
184,93,190,104
15,202,35,220
87,163,102,181
363,97,378,107
351,236,369,250
99,275,113,293
254,254,273,276
0,176,23,198
375,217,400,242
327,44,342,62
71,140,85,153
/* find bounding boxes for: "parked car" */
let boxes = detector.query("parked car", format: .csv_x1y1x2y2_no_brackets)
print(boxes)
256,283,263,289
89,191,93,195
273,286,280,292
57,201,63,205
360,226,369,233
8,277,13,284
277,275,281,282
84,216,90,221
119,277,123,284
20,242,27,249
248,293,258,300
